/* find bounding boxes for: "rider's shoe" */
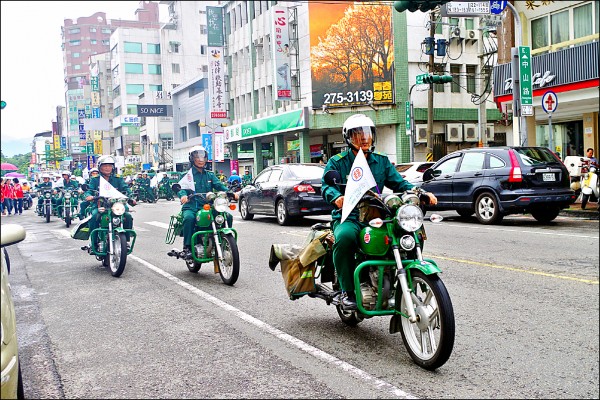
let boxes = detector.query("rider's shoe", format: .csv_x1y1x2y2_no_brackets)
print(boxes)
181,246,192,259
340,292,357,310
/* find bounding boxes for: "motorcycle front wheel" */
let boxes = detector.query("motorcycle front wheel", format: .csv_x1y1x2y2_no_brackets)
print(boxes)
215,233,240,285
107,232,127,277
45,204,51,223
65,208,72,228
399,270,455,371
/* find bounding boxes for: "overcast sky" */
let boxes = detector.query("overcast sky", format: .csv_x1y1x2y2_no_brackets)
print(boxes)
0,1,167,157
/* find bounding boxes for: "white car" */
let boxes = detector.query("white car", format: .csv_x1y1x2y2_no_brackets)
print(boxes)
395,162,435,184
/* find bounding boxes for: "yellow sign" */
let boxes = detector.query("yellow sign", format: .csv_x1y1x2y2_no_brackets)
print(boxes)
91,91,100,106
94,139,103,154
426,152,433,162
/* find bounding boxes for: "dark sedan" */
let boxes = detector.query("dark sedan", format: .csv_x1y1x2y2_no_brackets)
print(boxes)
238,163,334,225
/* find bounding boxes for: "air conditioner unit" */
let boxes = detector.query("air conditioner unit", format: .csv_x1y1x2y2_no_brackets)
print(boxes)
415,124,428,143
466,29,477,42
255,37,264,47
485,124,495,142
446,123,463,142
463,123,479,142
451,27,463,40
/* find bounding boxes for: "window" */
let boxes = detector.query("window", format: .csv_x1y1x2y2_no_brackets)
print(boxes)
102,28,111,34
114,106,121,117
172,63,181,73
180,126,187,142
254,170,272,184
200,45,207,55
70,40,81,46
126,84,144,95
148,64,162,74
91,39,97,45
459,152,485,172
466,65,477,94
73,52,80,58
465,18,474,30
69,28,80,34
125,63,143,74
450,64,461,93
202,65,208,72
113,85,121,97
531,16,548,50
435,17,443,34
127,104,137,114
574,3,593,39
74,65,81,70
200,24,207,34
169,42,181,53
149,84,162,92
90,27,96,33
101,40,110,46
436,157,460,174
489,155,505,169
147,43,160,54
269,169,283,182
124,41,142,53
551,10,570,44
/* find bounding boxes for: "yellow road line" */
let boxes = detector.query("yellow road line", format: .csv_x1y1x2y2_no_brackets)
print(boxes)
431,254,599,285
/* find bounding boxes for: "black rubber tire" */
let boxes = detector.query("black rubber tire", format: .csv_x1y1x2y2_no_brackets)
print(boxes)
399,270,455,371
475,192,503,224
65,208,71,228
45,204,51,223
239,198,254,220
276,199,291,226
530,206,560,223
216,234,240,286
109,232,127,277
581,193,589,210
186,258,202,273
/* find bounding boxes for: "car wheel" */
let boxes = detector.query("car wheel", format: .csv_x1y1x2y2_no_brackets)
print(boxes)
530,206,560,223
475,192,503,224
276,199,291,226
239,198,254,220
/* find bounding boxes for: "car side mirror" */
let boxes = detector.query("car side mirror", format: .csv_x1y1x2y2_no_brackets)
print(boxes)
323,170,342,186
422,168,441,182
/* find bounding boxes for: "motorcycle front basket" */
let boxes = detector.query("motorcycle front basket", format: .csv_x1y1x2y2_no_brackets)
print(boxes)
165,212,183,245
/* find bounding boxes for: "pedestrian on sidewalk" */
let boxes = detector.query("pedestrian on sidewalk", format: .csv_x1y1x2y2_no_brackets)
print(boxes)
12,178,24,215
2,178,15,215
0,179,6,216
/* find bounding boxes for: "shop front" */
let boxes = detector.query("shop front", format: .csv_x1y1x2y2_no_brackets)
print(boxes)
493,42,599,158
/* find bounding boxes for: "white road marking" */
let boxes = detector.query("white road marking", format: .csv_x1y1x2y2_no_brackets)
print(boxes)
51,229,72,238
130,255,417,399
145,221,169,229
439,222,599,239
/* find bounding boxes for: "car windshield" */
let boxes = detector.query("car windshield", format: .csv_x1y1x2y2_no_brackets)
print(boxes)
515,148,559,166
287,165,325,180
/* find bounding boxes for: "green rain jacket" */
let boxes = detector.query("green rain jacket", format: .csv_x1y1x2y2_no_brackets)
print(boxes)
178,168,228,211
321,150,414,222
36,181,53,191
59,179,80,190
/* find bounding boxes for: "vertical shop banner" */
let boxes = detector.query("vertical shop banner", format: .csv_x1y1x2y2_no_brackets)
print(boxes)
207,6,224,47
214,132,225,162
308,3,394,108
78,108,86,145
202,133,213,162
272,6,292,101
208,47,227,119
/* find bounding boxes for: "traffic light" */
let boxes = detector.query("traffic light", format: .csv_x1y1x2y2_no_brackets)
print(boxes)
422,74,453,84
0,100,6,109
394,1,451,13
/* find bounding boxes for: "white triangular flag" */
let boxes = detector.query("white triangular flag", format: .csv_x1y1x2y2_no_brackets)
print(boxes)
341,149,377,223
99,176,127,199
177,168,196,191
150,174,158,188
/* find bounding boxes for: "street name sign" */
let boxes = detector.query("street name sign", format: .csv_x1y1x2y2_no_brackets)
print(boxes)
518,46,534,116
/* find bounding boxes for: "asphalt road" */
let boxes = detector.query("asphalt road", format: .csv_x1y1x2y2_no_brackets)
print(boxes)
3,201,599,399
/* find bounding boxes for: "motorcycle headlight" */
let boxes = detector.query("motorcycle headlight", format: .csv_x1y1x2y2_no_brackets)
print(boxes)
396,204,424,232
206,192,217,202
215,214,225,224
45,193,51,198
214,197,229,213
111,202,126,216
64,192,71,199
112,217,122,225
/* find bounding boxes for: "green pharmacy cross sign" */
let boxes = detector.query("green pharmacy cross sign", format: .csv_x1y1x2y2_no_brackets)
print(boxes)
518,46,534,116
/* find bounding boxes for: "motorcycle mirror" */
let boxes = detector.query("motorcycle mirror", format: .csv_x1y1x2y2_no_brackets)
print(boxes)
323,170,342,186
171,183,181,193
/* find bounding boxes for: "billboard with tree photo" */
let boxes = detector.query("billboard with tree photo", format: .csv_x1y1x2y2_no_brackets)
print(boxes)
309,2,395,108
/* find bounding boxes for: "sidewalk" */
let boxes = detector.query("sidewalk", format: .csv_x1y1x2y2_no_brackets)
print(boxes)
559,200,599,220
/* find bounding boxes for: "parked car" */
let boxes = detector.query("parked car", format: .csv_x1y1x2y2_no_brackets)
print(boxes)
1,224,26,399
395,161,435,184
417,146,576,224
238,163,334,225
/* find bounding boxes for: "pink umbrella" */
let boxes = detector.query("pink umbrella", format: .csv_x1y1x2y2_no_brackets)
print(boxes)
3,172,25,178
1,162,18,171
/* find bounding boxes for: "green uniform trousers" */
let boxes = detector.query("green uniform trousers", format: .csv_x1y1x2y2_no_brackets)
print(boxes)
182,208,233,248
332,219,365,293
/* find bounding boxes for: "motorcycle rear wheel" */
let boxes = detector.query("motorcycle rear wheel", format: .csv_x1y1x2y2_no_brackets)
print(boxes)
215,234,240,286
107,232,127,277
399,270,455,370
581,193,589,209
186,258,202,273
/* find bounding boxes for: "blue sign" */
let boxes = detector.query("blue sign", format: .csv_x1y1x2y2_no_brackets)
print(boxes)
490,0,507,15
78,109,86,118
541,91,558,114
202,133,213,162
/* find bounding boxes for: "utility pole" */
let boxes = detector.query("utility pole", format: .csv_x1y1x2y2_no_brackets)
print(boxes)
478,22,488,147
426,10,435,156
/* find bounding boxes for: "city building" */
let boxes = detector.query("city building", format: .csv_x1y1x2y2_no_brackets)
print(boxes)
493,0,599,158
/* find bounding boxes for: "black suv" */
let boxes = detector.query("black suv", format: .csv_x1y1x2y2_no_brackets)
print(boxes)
419,147,576,224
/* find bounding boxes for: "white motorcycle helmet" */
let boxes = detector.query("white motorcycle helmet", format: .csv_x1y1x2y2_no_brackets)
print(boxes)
342,114,377,153
41,173,50,179
62,170,71,176
189,145,208,165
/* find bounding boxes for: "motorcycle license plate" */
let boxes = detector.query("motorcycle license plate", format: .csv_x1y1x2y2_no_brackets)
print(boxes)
542,173,555,182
